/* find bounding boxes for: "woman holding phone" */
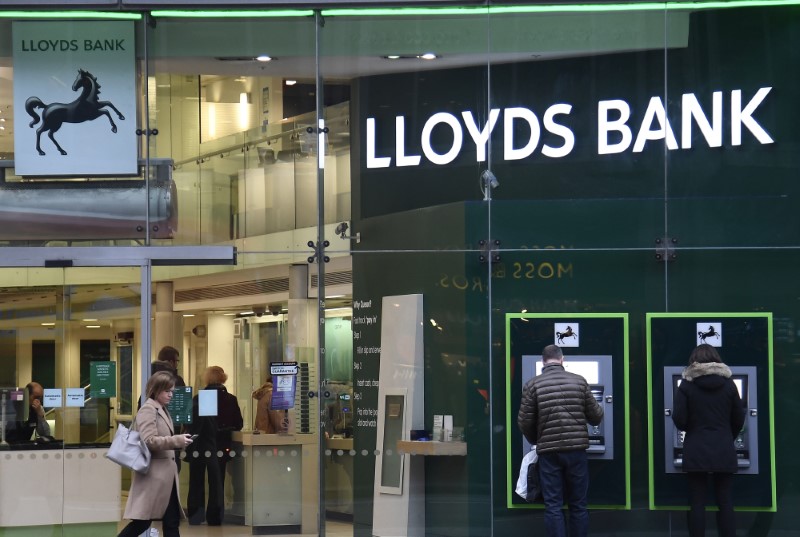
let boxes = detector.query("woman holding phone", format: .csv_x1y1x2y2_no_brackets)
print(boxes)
117,371,194,537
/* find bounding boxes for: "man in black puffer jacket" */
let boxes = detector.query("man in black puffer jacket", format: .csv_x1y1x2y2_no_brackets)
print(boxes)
518,344,604,537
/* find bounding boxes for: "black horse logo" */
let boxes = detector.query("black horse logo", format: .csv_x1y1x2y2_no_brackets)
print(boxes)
25,69,125,156
556,326,578,344
698,326,720,343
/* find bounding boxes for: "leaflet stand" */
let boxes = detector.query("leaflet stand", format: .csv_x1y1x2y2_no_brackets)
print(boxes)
372,294,425,537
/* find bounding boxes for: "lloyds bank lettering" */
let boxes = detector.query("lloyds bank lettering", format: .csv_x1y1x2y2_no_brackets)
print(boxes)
366,87,773,169
20,39,126,52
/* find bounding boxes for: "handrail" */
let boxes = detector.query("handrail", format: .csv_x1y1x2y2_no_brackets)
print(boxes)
171,122,314,168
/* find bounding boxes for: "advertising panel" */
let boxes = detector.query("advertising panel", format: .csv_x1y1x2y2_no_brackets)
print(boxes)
12,21,137,176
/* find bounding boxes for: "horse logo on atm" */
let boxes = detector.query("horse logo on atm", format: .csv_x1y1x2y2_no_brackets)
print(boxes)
696,322,722,347
554,323,579,347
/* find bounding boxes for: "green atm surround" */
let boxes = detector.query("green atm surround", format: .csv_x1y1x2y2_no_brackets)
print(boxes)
505,312,630,510
646,312,777,512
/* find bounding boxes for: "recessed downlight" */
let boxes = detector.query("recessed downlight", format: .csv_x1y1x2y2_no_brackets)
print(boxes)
382,53,440,61
285,79,297,86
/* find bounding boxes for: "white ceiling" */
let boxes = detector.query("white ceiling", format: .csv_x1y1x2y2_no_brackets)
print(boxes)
0,10,688,155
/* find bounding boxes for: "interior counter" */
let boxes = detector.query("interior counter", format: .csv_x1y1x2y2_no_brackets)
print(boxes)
229,432,319,534
0,446,120,531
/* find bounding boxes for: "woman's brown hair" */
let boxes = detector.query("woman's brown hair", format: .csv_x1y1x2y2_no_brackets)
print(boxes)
688,343,722,365
145,370,176,400
203,365,228,385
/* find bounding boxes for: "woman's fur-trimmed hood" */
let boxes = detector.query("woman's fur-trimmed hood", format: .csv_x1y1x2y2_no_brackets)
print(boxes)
682,361,732,381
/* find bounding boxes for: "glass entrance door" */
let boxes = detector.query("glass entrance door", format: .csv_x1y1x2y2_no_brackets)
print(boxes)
0,264,142,537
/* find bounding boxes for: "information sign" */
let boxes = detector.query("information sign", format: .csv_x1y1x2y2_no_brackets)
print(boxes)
168,386,193,425
270,362,298,410
90,361,116,398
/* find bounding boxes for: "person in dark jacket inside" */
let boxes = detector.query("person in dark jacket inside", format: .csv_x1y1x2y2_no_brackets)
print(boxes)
517,344,604,537
187,366,243,526
152,346,186,387
672,344,746,537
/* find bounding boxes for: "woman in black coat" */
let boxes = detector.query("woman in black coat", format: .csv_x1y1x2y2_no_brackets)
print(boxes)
672,344,746,537
187,366,243,526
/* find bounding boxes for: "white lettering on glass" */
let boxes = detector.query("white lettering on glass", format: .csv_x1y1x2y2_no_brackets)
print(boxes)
421,112,463,165
598,100,632,155
542,104,574,158
682,92,722,148
632,96,678,153
366,118,391,168
504,107,541,161
365,87,773,169
462,109,500,162
395,116,421,167
731,87,773,146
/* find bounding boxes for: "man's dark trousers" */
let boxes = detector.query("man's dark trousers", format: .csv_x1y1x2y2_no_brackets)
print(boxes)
538,449,590,537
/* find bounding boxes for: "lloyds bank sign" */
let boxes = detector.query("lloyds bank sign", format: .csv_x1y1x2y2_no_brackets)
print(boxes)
365,87,773,169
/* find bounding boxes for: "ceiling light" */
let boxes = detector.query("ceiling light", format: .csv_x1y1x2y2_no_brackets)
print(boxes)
183,313,195,317
285,79,297,86
82,318,98,322
256,55,273,62
86,325,101,329
41,322,55,326
382,53,439,61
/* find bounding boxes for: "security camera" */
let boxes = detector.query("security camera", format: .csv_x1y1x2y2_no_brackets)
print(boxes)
268,305,282,316
253,305,266,317
480,170,499,201
335,222,361,243
481,169,499,189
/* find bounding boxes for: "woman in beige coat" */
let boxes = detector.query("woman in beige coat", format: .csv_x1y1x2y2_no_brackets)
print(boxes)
118,371,193,537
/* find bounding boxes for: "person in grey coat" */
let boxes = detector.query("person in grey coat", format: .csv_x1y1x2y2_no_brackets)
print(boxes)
672,344,746,537
518,344,603,537
117,371,194,537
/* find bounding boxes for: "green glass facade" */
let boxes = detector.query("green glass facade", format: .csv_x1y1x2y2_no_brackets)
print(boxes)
0,2,796,536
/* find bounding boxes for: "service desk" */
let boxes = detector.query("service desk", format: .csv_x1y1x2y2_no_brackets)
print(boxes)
230,432,318,536
0,444,120,537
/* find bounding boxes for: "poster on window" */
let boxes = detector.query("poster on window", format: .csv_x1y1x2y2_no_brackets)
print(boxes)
270,362,298,410
12,21,137,176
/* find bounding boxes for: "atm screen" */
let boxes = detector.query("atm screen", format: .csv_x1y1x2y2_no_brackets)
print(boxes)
675,375,747,406
535,360,599,384
732,376,747,406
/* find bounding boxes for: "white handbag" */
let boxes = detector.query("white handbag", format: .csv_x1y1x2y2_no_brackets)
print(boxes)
106,421,151,474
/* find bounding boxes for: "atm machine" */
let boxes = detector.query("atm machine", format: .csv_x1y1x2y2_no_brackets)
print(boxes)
521,355,614,460
663,366,758,474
